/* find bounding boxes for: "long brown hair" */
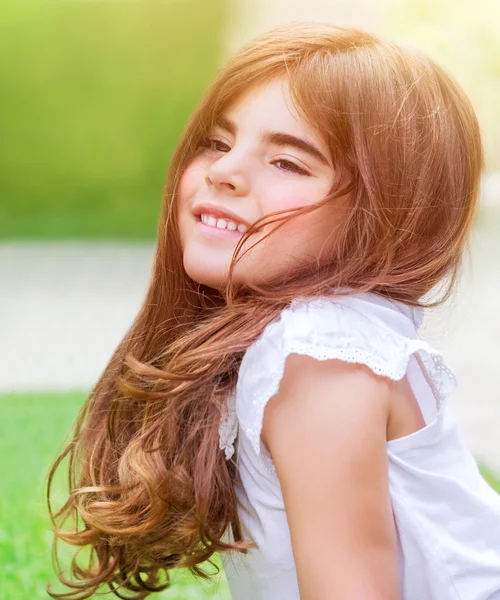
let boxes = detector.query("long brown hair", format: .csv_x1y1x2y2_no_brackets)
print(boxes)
46,21,484,599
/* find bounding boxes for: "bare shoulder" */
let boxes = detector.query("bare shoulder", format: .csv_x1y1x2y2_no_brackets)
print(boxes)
261,353,401,600
261,352,393,453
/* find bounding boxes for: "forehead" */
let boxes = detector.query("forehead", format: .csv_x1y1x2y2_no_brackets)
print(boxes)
218,78,329,156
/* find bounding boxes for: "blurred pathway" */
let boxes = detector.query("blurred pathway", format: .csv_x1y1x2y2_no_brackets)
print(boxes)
0,242,154,392
1,221,499,468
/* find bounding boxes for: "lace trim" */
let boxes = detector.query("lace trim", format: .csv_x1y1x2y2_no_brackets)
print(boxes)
246,345,456,477
218,300,458,477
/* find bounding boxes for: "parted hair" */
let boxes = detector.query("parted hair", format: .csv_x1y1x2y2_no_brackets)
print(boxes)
46,20,484,599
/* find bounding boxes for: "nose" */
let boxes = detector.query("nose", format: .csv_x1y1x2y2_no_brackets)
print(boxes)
205,150,250,196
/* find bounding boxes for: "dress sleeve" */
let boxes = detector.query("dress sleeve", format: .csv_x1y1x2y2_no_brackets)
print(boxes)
219,295,457,466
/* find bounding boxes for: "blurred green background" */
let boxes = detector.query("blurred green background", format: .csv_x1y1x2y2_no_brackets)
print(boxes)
1,0,227,239
1,0,499,240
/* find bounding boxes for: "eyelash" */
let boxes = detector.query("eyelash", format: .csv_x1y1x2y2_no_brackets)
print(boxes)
199,137,310,176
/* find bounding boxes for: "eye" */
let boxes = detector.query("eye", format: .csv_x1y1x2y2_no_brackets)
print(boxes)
199,137,230,153
272,159,309,176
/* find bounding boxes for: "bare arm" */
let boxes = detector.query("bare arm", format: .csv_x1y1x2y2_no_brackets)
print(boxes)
261,353,401,600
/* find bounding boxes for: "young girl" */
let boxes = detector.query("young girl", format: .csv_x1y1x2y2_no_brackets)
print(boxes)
47,20,500,600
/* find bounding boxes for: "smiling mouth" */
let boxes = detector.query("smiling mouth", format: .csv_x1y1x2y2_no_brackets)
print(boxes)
194,213,247,237
194,212,250,232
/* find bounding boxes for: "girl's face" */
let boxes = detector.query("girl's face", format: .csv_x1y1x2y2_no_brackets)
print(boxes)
177,77,344,292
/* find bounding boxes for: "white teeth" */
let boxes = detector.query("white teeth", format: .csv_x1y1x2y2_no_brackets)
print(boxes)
200,213,248,233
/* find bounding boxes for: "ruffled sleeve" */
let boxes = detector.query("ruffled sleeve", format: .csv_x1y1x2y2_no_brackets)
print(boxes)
219,388,238,460
219,294,457,468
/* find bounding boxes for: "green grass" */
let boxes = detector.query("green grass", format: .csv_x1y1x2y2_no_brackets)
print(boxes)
0,390,232,600
2,389,500,599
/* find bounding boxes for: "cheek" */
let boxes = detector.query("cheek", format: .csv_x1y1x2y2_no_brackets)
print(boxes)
263,185,311,217
262,179,331,229
178,163,203,203
260,182,338,255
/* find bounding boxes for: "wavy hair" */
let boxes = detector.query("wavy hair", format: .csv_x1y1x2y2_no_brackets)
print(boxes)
46,21,484,599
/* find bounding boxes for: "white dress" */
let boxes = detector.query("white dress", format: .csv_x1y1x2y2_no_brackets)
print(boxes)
217,291,500,600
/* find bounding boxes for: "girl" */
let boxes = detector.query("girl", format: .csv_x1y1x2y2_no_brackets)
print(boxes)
47,21,500,600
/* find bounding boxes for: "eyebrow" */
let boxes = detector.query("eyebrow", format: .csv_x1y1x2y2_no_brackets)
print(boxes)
214,115,330,167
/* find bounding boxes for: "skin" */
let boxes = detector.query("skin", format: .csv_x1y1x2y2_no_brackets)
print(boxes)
177,75,426,597
177,77,345,292
261,354,404,599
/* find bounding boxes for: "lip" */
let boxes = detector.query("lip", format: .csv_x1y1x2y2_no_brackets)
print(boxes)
192,202,251,227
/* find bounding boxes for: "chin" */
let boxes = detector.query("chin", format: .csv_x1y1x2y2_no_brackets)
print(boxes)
182,259,224,291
